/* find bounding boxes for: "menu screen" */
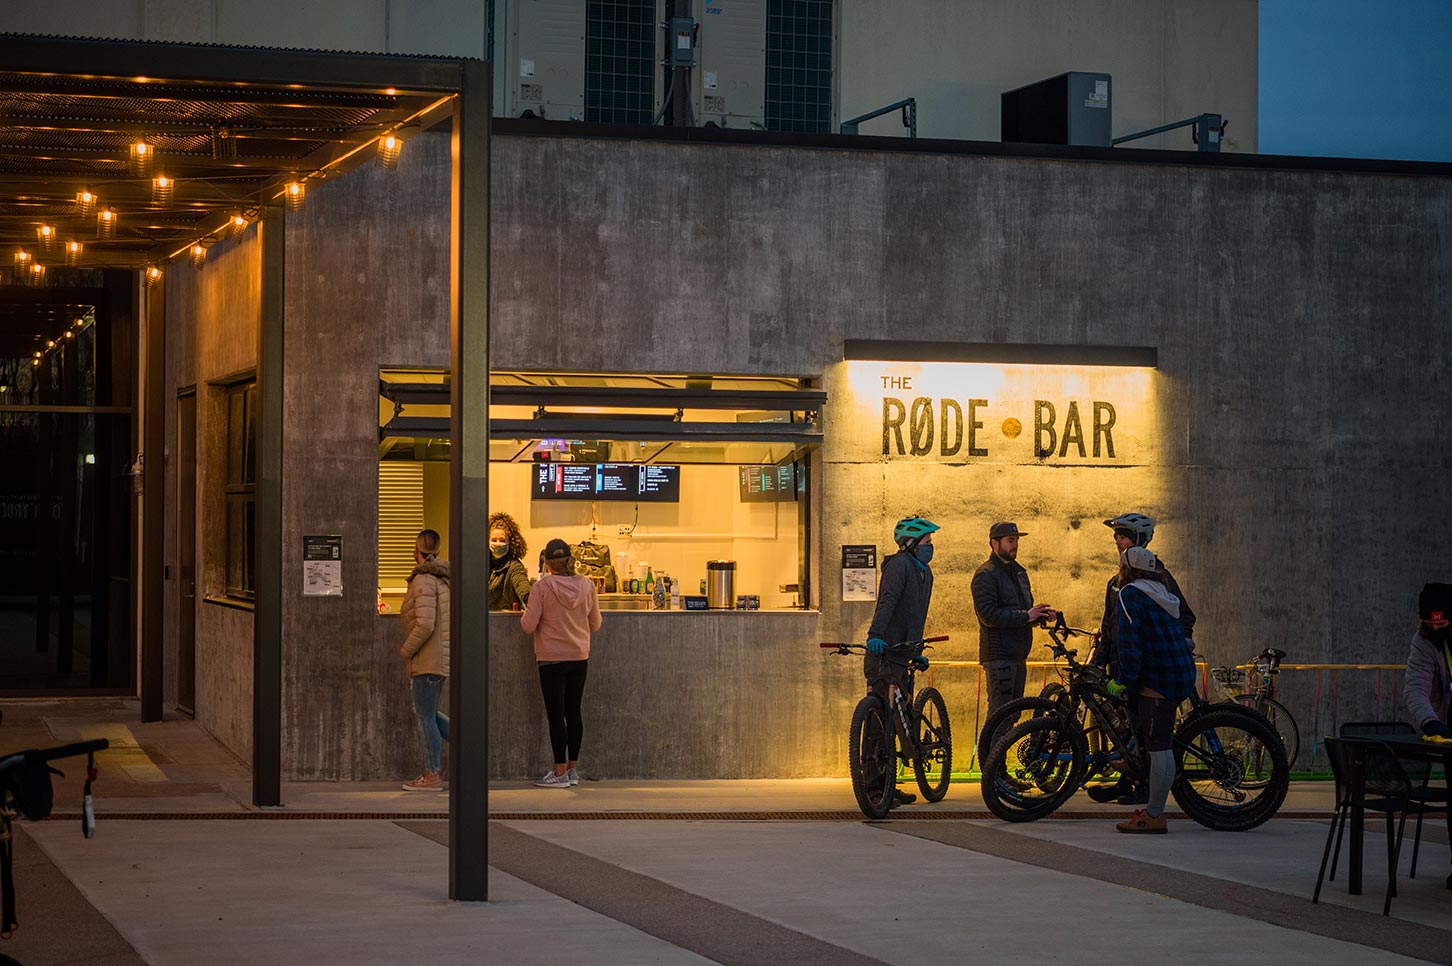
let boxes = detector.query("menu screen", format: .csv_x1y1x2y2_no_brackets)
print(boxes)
738,465,797,503
532,463,681,502
636,465,680,502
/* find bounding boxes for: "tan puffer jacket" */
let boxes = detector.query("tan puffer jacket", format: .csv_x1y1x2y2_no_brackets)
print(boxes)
400,559,450,677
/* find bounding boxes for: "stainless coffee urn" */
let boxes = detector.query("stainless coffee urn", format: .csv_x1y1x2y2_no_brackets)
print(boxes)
706,560,736,610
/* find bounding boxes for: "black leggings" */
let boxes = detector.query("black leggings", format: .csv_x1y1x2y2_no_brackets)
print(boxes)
538,660,589,765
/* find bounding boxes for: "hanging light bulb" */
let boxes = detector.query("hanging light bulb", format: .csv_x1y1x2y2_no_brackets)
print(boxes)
36,224,56,251
64,329,74,340
228,212,249,239
190,242,207,269
64,240,83,266
145,265,163,287
97,207,118,239
377,132,403,170
13,250,31,269
29,264,45,286
284,180,306,211
75,188,97,218
130,140,155,174
152,174,174,206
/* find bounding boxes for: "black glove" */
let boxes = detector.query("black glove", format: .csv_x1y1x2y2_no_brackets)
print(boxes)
1423,720,1452,739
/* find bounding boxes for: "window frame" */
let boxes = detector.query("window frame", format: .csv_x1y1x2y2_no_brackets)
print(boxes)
223,379,257,601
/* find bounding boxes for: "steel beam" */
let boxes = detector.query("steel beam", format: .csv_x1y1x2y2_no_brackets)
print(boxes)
140,277,164,720
252,203,284,808
448,59,490,903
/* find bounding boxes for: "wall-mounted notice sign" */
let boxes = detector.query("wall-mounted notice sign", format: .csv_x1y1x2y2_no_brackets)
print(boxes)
302,534,343,597
841,544,877,602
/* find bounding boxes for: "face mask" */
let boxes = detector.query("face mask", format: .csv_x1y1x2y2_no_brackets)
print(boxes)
1429,625,1450,645
489,542,508,558
915,543,934,565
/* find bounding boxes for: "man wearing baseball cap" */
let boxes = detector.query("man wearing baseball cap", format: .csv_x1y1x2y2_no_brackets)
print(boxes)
1406,582,1452,739
972,521,1056,749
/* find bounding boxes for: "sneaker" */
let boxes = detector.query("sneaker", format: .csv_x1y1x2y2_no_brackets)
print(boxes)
889,790,917,808
1116,784,1149,806
565,768,579,786
402,772,443,792
1116,809,1168,834
535,770,571,788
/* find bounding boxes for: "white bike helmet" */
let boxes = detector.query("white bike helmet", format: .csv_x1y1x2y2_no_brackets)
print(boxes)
1103,512,1155,547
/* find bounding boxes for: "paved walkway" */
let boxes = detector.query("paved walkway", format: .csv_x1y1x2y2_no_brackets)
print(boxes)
2,699,1450,965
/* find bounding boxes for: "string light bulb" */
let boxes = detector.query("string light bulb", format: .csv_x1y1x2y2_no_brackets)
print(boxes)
284,180,306,211
145,265,163,287
130,140,155,174
13,250,31,269
228,212,249,239
29,264,44,286
64,329,74,340
75,188,97,218
36,225,56,251
64,240,82,266
97,207,117,239
190,242,207,269
377,132,402,170
152,174,174,206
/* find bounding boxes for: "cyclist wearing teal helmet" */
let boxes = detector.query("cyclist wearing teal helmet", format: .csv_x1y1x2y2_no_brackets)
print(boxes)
864,515,939,808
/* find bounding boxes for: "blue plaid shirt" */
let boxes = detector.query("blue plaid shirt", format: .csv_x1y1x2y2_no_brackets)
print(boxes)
1115,585,1197,701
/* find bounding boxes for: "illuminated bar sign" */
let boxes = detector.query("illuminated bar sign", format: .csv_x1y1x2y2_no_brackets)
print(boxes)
840,357,1156,466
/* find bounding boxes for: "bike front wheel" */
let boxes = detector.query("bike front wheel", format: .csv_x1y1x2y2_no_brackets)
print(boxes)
1171,706,1288,831
912,687,953,802
1232,694,1300,773
848,695,895,820
980,714,1087,823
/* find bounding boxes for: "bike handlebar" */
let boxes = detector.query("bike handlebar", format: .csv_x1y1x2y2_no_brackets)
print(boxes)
820,635,949,653
0,738,109,771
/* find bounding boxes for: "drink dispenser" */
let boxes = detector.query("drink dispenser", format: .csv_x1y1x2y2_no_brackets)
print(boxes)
706,560,736,610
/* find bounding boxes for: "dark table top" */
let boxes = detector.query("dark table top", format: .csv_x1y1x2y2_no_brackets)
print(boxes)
1347,733,1452,761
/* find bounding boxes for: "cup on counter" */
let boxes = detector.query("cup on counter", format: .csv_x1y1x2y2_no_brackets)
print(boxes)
589,575,606,593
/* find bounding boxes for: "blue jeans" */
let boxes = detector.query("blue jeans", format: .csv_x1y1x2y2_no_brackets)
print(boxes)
410,674,450,773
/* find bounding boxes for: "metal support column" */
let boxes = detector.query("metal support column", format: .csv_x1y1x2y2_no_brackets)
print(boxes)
448,58,491,902
140,279,164,721
253,203,285,808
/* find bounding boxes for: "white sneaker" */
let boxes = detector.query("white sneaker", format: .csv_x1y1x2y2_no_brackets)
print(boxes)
566,768,579,786
535,770,571,788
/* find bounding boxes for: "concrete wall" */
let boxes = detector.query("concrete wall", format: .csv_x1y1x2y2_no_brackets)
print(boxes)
0,0,485,58
839,0,1259,151
279,131,453,780
162,228,261,762
168,124,1449,779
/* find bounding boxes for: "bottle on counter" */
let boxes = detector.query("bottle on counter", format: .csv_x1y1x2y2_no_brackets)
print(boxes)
645,567,655,597
669,575,682,610
652,573,667,610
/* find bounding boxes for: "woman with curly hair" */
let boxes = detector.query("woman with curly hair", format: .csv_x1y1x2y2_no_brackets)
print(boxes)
488,511,532,611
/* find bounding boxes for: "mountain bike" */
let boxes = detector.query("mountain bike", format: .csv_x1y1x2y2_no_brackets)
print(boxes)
0,709,109,952
823,636,952,820
979,615,1288,830
1211,647,1300,772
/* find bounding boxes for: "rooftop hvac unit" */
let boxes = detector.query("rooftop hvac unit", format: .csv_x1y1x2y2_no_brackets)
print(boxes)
1001,71,1112,147
511,0,585,120
696,0,765,129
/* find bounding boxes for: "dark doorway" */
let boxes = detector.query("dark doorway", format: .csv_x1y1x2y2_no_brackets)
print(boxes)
0,282,133,693
176,390,196,714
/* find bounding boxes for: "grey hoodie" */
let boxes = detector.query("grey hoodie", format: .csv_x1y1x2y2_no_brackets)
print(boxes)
1119,578,1181,621
1405,628,1452,731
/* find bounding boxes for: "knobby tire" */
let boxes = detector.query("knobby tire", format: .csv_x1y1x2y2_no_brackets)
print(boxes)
848,695,895,820
912,688,952,802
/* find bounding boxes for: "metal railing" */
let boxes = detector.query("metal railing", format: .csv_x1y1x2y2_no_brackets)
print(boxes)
840,98,916,138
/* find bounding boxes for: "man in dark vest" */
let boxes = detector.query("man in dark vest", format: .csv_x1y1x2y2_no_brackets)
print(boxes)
973,521,1055,749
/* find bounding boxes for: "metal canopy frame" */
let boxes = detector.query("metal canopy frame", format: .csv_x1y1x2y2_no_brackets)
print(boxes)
0,34,492,902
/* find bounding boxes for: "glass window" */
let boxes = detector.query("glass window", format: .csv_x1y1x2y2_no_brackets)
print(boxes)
766,0,833,133
586,0,655,124
225,382,257,599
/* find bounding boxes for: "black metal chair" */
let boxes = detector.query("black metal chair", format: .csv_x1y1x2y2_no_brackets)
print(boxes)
1314,736,1444,916
1337,721,1447,880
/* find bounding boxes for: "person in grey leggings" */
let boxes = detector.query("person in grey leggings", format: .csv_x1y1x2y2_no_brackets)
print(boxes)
1105,546,1197,833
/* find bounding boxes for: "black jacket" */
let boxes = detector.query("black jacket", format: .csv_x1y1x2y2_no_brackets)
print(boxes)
867,550,934,647
488,555,532,611
1091,561,1194,667
971,554,1036,663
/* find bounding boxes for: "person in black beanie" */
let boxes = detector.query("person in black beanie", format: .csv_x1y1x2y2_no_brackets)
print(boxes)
1406,582,1452,738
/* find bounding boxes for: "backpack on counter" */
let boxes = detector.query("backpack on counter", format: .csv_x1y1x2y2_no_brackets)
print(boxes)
572,539,617,593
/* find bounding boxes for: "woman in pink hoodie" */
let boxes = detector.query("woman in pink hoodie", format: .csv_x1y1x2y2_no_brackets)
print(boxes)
520,538,602,788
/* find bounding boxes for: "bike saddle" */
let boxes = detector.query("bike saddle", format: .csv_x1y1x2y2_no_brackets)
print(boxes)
1261,648,1286,662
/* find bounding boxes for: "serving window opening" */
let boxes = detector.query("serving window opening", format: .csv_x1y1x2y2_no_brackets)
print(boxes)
376,369,823,614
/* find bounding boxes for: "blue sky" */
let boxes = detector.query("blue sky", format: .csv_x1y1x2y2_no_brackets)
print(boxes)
1259,0,1452,161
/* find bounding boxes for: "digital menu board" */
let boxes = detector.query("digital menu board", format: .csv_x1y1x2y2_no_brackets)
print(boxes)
738,465,797,503
532,463,681,502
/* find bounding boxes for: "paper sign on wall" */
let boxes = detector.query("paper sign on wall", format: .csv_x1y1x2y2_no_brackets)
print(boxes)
302,534,343,597
841,544,877,602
